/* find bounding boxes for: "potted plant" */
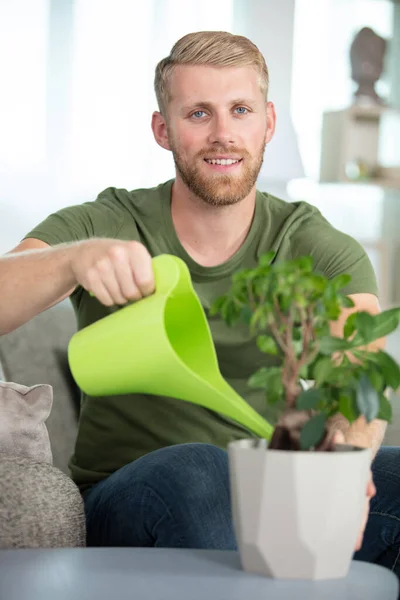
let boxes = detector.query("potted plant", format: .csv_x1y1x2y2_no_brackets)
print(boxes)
211,252,400,581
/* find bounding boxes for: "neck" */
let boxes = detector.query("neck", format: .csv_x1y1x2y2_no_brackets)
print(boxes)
170,176,257,267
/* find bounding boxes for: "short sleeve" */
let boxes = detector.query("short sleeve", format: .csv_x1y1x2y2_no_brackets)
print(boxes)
23,188,127,247
290,213,379,298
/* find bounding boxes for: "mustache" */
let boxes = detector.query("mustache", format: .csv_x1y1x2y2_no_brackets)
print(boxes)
197,147,250,159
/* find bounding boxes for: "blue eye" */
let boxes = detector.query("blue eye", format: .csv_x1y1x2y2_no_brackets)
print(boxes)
192,111,206,119
235,107,248,114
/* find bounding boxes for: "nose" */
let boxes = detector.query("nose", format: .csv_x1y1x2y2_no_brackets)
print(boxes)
207,113,236,146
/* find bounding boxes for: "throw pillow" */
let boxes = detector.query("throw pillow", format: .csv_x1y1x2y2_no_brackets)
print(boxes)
0,382,53,464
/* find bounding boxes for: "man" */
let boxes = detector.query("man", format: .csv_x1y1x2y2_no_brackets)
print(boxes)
0,31,399,572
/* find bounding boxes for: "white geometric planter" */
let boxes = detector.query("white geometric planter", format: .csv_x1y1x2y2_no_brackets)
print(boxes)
228,438,372,580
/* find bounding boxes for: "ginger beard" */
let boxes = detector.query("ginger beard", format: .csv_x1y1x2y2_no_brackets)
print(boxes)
169,137,267,207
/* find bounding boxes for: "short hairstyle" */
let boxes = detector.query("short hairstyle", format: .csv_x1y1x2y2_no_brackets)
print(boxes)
154,31,269,115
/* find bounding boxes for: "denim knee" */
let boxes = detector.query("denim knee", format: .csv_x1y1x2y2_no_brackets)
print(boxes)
83,442,236,549
140,443,230,499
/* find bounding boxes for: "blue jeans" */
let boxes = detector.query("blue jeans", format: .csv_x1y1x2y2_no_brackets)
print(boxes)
83,443,400,578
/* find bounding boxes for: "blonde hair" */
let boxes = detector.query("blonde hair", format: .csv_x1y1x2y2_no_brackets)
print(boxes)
154,31,269,115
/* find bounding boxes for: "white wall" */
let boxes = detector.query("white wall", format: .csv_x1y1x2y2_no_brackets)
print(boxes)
291,0,395,179
233,0,304,191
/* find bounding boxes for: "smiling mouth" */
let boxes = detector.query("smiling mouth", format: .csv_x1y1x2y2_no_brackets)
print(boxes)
204,158,243,166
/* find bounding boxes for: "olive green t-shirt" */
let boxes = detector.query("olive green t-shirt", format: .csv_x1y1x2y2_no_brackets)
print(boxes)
25,179,378,491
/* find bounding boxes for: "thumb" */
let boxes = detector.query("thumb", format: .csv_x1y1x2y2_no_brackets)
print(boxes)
332,430,346,446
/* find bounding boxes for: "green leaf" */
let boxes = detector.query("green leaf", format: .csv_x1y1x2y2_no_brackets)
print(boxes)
377,393,393,423
308,274,327,294
356,374,380,422
299,364,309,380
296,256,313,272
330,273,352,291
248,365,282,392
256,335,278,355
313,357,334,386
323,299,341,320
292,339,304,357
232,269,250,284
210,295,225,317
224,301,241,327
300,413,327,450
293,294,307,308
250,305,269,332
372,351,400,390
323,364,354,387
352,308,400,346
366,367,384,393
296,389,322,411
266,380,285,405
344,312,357,339
319,336,352,355
341,295,355,309
354,312,375,342
248,367,284,405
339,393,360,422
248,367,270,389
240,306,253,326
259,251,275,267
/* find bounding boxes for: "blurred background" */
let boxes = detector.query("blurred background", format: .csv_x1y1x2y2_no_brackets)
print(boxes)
1,1,400,304
1,0,399,442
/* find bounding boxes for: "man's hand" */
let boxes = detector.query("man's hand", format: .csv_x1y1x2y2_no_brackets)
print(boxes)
329,292,388,458
70,239,155,306
333,430,376,552
355,471,376,551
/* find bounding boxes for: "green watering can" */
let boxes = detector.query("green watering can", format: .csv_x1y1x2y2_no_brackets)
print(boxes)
68,254,272,440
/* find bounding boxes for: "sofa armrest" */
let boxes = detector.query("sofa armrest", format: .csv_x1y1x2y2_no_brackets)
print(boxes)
0,456,86,548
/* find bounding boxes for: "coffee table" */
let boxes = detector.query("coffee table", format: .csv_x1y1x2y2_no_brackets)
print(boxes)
0,548,397,599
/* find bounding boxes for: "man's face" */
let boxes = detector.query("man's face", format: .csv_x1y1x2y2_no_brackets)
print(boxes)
157,65,274,207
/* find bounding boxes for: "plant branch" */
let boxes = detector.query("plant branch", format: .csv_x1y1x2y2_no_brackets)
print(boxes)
246,280,257,312
269,320,289,354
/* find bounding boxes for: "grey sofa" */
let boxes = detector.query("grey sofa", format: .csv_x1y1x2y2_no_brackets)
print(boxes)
0,301,86,547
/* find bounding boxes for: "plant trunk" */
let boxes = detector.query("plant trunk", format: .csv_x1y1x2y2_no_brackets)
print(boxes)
269,409,336,452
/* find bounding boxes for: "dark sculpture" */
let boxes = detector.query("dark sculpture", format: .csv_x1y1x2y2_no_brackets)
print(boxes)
350,27,387,104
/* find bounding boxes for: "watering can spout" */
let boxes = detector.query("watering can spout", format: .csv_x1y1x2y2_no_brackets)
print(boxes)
68,254,272,441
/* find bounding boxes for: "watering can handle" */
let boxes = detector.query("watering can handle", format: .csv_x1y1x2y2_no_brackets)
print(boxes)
152,255,187,295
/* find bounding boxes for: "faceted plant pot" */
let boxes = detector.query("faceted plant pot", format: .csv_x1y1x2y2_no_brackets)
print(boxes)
228,438,372,580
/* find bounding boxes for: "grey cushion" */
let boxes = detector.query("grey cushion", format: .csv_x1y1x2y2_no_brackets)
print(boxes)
0,456,86,548
0,301,78,473
0,382,53,464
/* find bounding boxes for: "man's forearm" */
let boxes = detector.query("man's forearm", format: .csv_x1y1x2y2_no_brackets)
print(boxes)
0,242,79,335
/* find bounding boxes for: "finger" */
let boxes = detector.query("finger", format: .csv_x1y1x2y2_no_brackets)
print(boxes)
332,430,345,446
87,280,115,307
355,500,370,552
108,245,143,302
95,258,127,305
355,534,362,552
367,481,376,498
367,475,377,498
127,242,155,297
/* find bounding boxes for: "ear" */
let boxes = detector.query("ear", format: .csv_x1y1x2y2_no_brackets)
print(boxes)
265,101,276,145
151,111,171,151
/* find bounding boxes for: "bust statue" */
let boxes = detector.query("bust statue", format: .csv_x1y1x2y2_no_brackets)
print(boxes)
350,27,387,104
